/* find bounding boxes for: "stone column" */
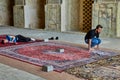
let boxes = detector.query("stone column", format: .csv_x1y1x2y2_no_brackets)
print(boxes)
45,0,61,31
61,0,80,31
66,0,80,31
13,0,25,28
92,2,117,37
116,2,120,37
14,0,45,29
61,0,67,31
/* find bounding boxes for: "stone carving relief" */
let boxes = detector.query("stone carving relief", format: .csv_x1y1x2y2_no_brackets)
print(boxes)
92,3,117,37
45,0,62,31
45,4,61,31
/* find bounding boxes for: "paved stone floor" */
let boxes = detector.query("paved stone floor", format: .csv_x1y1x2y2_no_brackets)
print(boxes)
0,26,120,80
0,63,46,80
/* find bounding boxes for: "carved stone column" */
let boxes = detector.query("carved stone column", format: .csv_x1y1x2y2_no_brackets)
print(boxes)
92,1,118,37
45,0,61,31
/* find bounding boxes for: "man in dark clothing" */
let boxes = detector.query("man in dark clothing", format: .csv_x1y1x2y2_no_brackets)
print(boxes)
84,25,103,52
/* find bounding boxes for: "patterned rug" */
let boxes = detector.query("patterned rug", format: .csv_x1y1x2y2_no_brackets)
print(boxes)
0,41,119,72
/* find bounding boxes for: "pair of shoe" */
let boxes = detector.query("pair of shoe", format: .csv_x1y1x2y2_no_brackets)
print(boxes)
48,37,59,40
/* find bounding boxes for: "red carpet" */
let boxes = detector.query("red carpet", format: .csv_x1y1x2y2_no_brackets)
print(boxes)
16,43,90,61
0,41,91,71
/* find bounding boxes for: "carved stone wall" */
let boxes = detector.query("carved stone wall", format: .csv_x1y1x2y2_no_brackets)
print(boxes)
45,4,61,31
45,0,61,31
92,1,120,37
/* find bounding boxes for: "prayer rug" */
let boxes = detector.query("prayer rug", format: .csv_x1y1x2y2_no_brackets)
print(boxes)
0,41,119,72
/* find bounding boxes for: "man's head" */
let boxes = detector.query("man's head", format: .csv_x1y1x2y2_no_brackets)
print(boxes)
1,39,8,44
95,25,103,33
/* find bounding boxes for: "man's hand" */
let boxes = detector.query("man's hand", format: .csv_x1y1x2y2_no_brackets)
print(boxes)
88,48,94,52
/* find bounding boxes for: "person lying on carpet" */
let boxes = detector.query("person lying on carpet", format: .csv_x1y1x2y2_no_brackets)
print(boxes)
1,34,36,44
84,24,103,52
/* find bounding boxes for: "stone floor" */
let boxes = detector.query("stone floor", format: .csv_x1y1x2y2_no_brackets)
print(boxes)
0,26,120,80
0,63,46,80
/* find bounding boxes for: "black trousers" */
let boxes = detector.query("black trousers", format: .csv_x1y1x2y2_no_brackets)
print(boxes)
15,35,31,42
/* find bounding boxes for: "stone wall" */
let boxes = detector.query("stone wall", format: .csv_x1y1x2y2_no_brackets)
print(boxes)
15,0,24,5
45,4,61,31
0,0,14,26
95,0,119,3
92,1,120,37
46,0,62,4
45,0,61,31
116,2,120,37
14,0,45,29
61,0,80,31
67,0,80,31
45,0,80,31
13,5,24,27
